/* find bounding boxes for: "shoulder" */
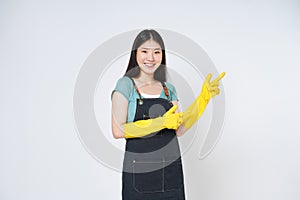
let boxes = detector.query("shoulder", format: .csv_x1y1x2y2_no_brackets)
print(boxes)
164,82,177,92
111,76,134,101
116,76,133,86
115,76,135,92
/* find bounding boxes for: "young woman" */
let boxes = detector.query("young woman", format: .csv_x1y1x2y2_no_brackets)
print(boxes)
111,29,225,200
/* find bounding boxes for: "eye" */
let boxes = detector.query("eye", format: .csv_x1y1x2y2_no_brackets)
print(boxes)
154,51,161,54
141,50,147,53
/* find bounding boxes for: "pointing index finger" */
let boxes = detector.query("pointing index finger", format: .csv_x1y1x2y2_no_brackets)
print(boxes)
215,72,226,82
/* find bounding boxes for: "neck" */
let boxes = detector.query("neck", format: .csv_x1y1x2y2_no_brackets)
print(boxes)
136,72,156,84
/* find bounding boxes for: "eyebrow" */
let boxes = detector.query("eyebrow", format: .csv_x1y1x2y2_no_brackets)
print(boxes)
139,47,162,50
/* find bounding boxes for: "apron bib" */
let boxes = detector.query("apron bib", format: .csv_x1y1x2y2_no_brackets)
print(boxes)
122,78,185,200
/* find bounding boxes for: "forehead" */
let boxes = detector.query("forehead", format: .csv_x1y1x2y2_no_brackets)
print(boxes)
139,40,162,49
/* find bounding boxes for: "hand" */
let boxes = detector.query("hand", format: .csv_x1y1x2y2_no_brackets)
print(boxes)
162,105,183,130
202,72,226,100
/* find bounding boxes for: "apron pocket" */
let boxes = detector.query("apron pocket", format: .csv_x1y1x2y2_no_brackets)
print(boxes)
133,159,164,193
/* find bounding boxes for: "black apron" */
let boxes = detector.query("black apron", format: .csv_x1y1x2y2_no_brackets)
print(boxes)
122,78,185,200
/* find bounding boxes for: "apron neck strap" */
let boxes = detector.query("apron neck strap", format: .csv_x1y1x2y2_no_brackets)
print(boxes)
161,82,170,98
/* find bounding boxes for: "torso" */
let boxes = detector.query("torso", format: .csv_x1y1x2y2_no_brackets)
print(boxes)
122,87,185,199
132,77,163,95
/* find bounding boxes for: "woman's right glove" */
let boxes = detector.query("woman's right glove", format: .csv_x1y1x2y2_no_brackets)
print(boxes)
182,72,226,129
124,105,183,138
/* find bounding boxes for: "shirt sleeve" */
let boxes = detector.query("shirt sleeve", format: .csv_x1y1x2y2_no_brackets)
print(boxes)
111,76,133,101
165,82,179,101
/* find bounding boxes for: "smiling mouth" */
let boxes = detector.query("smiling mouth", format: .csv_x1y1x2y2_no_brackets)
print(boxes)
144,63,156,67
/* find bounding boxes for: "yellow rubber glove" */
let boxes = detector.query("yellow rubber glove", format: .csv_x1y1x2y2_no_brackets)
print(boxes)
124,105,183,138
182,72,226,129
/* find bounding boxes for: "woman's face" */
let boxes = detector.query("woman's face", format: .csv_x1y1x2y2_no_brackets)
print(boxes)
136,39,163,76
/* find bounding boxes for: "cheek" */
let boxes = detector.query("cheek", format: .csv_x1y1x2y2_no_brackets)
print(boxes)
155,54,163,62
137,52,147,59
136,53,144,64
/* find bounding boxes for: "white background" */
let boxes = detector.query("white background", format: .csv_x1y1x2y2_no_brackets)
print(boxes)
1,0,300,199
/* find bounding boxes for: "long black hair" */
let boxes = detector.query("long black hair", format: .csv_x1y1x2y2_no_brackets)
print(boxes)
124,29,167,82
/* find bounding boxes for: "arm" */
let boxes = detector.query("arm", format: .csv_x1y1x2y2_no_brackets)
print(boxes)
111,91,183,139
171,100,188,137
174,72,226,136
111,91,128,139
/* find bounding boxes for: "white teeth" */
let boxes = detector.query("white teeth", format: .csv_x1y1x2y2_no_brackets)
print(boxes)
145,64,155,67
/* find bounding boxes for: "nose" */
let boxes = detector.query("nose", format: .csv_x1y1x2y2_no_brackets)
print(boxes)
147,51,154,61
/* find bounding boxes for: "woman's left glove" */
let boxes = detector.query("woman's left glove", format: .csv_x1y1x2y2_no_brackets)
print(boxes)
182,72,226,129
